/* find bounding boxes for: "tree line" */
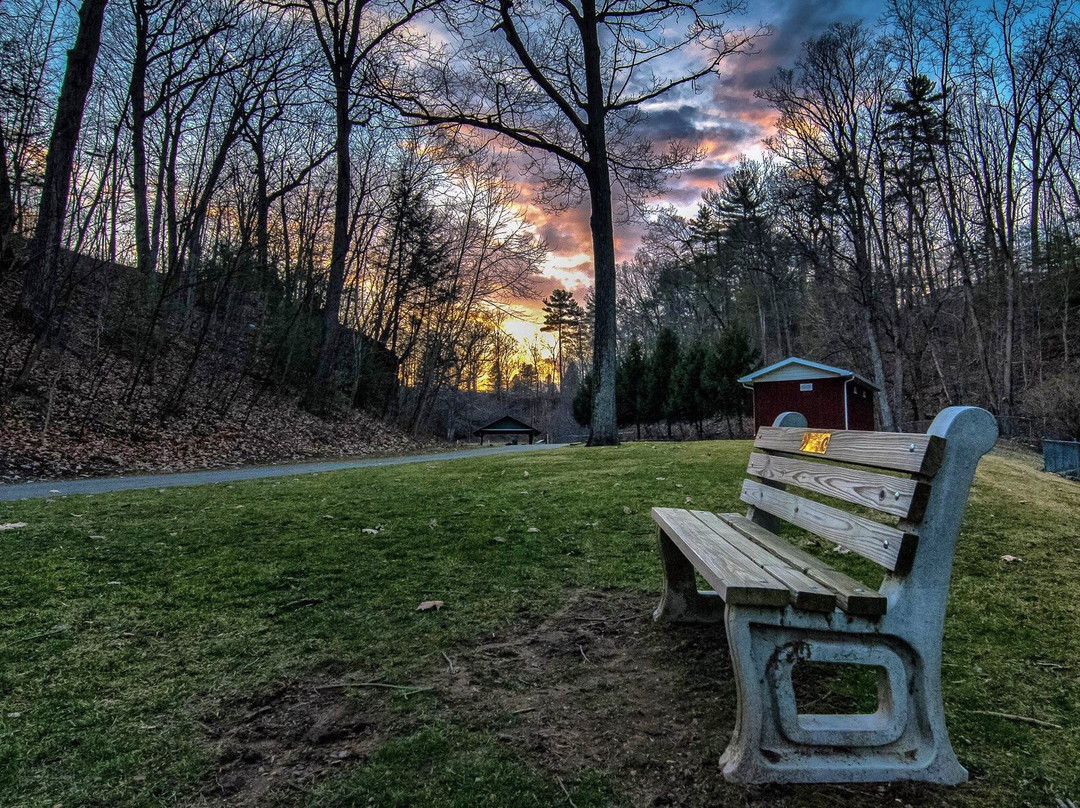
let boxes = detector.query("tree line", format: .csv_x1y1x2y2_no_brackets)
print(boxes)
616,0,1080,440
1,0,553,437
5,0,1078,443
573,326,755,439
0,0,755,444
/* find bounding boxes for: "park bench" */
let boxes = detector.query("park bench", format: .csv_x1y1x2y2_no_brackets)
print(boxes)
652,406,997,785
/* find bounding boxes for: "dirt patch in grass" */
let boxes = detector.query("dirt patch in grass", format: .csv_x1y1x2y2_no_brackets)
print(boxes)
436,589,738,807
195,591,935,806
195,672,419,805
195,590,735,806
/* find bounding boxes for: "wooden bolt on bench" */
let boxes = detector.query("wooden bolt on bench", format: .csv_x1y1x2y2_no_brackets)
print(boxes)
652,406,997,785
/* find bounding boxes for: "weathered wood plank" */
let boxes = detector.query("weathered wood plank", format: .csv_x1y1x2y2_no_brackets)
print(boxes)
689,511,836,612
717,513,887,617
746,452,931,521
754,427,946,477
651,508,791,608
739,480,918,572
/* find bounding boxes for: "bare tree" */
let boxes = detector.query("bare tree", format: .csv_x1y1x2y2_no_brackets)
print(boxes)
0,0,68,240
0,123,13,268
762,22,900,429
391,0,762,444
284,0,441,412
14,0,109,387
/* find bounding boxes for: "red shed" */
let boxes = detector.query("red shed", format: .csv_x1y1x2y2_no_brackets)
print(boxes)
738,357,878,432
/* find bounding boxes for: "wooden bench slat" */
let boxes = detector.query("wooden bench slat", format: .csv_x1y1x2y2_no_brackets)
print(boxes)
754,427,946,477
740,479,919,572
652,508,791,608
746,452,931,520
762,565,839,613
717,513,887,617
690,511,836,612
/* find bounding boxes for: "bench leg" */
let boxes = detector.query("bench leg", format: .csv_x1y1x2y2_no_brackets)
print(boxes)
653,527,724,623
720,605,968,785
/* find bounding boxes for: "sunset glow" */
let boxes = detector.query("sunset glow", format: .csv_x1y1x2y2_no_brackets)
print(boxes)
495,0,888,343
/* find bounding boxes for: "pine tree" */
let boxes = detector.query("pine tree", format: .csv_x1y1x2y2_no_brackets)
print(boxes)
706,326,756,436
540,288,585,387
573,370,594,428
616,340,647,439
686,198,734,327
669,339,711,437
884,74,948,202
646,328,680,437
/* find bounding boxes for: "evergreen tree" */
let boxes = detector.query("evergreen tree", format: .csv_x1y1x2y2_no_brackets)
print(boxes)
646,328,680,436
686,199,735,328
669,339,711,437
616,339,647,438
512,363,539,394
706,326,756,436
884,74,948,202
541,288,585,387
572,370,594,428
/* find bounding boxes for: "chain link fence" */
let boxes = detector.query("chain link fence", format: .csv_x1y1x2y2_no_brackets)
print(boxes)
1043,440,1080,480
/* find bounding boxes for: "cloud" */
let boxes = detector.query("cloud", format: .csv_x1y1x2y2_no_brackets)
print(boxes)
641,105,702,141
539,255,593,293
536,212,593,258
497,0,889,338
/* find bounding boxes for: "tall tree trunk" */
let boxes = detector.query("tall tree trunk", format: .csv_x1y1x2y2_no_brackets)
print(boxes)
306,80,352,412
1003,254,1016,414
129,2,154,276
960,256,998,409
180,107,248,315
581,0,617,445
862,305,895,431
184,214,204,312
1030,136,1041,273
18,0,109,334
254,130,270,275
0,124,14,272
586,165,618,445
934,129,999,410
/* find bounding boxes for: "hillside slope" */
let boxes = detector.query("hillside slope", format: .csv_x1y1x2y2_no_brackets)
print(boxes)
0,267,427,482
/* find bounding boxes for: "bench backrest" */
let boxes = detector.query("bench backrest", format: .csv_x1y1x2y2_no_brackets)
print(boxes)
744,407,997,624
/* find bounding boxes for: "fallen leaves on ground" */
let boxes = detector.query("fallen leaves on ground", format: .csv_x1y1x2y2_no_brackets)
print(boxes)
0,271,433,483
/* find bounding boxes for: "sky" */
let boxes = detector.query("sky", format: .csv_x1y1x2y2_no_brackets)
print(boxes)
501,0,887,348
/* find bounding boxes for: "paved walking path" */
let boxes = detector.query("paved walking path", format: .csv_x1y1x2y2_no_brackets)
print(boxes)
0,443,566,502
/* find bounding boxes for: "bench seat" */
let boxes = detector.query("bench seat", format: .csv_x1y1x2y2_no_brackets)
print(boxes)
651,407,999,785
652,508,887,617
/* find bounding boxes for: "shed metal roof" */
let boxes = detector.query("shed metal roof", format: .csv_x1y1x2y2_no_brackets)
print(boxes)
474,415,541,435
738,356,879,390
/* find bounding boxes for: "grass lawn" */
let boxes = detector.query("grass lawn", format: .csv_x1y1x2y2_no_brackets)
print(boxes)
1,441,1078,807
